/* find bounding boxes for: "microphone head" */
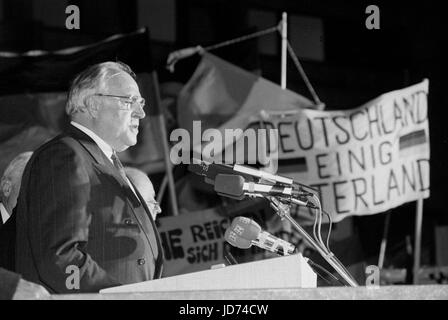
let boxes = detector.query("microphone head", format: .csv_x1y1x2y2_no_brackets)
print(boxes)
224,228,252,249
214,174,245,200
188,161,234,178
230,216,261,241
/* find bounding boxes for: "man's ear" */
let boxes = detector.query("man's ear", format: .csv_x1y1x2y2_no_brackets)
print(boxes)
84,96,100,118
1,180,12,198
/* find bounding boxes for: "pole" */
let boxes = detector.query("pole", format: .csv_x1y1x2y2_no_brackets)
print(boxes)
156,175,168,205
413,198,424,284
150,71,179,216
284,209,358,287
269,197,359,287
281,12,287,89
378,213,391,268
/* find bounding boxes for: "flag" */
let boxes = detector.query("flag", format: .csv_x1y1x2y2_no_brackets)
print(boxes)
177,53,430,222
176,52,314,165
0,28,153,95
258,80,430,222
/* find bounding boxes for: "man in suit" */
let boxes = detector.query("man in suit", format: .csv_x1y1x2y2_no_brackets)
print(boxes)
15,61,164,293
124,167,161,221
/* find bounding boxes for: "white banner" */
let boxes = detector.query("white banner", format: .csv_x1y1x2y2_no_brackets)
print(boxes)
247,80,430,221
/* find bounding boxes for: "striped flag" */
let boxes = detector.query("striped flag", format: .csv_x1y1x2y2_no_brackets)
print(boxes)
177,52,314,166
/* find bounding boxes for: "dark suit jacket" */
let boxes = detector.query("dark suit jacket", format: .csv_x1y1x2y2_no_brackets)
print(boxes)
0,267,21,300
15,125,164,293
0,205,16,272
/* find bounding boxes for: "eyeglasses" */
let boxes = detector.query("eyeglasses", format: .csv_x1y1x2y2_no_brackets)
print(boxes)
146,199,161,214
93,93,145,110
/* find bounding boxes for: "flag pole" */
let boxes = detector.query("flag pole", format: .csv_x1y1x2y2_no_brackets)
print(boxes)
150,71,179,216
378,212,391,268
281,12,287,90
413,198,424,284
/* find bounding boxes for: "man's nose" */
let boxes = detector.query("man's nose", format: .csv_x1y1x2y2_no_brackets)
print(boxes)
133,104,146,119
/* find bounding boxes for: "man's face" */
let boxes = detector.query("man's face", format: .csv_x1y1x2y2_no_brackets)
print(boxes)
142,182,161,220
95,73,145,152
1,174,21,213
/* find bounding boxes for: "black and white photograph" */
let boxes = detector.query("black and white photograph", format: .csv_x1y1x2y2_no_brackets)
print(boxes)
0,0,447,306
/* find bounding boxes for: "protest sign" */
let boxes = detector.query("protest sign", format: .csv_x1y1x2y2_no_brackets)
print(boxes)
249,80,430,221
158,200,276,276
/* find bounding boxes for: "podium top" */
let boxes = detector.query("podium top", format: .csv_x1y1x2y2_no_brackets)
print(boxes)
100,253,316,294
53,285,448,300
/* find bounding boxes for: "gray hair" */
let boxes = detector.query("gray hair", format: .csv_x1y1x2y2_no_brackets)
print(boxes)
65,61,137,117
0,151,33,199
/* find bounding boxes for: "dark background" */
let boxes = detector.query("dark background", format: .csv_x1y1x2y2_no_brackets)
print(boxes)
0,0,446,280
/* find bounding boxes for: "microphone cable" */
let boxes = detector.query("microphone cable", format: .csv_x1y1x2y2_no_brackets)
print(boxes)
306,259,347,287
314,195,326,253
322,209,333,252
309,194,329,254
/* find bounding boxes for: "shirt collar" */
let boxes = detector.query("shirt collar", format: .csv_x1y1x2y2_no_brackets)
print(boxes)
71,121,114,162
0,202,9,224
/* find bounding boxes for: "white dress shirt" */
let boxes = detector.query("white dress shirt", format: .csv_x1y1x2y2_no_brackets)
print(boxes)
70,121,138,198
71,121,113,164
0,202,10,224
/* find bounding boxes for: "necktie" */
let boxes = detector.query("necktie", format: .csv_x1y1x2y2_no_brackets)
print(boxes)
111,151,128,182
111,151,141,201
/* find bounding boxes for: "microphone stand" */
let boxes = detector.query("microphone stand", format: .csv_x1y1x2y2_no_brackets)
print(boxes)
267,196,359,287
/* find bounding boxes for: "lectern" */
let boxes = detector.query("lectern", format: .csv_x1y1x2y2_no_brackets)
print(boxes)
100,253,316,293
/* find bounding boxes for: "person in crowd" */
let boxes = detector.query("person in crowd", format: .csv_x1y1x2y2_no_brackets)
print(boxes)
124,167,162,221
0,152,33,272
0,152,33,225
15,61,164,293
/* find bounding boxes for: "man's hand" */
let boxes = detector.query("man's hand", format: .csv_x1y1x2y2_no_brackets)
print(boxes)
12,279,51,300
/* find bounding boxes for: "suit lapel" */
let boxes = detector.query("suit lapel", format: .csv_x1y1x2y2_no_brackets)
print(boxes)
67,125,141,206
66,125,107,165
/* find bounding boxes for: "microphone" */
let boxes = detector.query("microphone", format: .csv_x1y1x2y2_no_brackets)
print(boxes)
224,228,252,249
188,160,253,185
233,163,293,185
190,158,295,186
224,216,296,256
215,174,298,197
214,174,316,207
